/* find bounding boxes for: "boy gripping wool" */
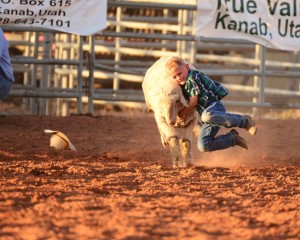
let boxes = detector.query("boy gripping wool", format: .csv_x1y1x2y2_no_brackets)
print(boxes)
166,56,257,152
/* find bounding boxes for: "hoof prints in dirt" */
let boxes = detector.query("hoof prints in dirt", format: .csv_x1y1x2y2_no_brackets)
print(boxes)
0,115,299,239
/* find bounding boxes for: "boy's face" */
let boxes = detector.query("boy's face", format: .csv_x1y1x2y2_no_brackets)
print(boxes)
169,64,189,85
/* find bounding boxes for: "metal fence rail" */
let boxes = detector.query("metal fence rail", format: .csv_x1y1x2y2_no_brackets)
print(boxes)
2,26,85,115
2,0,300,116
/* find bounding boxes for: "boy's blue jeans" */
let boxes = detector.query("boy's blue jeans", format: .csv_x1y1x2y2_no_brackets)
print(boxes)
198,101,247,152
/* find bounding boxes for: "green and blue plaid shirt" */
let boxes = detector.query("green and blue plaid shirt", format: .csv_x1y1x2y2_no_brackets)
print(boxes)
183,70,228,115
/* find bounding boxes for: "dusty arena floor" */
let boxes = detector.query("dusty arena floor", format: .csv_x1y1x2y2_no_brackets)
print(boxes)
0,113,299,240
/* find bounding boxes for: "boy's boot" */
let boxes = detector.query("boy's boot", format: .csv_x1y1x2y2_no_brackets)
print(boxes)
244,115,257,135
230,129,248,151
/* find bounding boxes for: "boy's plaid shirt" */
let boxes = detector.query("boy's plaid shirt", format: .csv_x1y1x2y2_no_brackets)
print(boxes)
183,70,228,115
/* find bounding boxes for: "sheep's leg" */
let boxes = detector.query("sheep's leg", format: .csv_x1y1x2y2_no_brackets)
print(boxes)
180,139,192,167
168,137,181,168
155,115,171,147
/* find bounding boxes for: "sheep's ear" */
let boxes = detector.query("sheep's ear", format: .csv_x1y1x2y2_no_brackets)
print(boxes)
179,91,188,107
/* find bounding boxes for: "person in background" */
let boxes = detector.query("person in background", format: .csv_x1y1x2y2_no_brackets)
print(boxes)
0,27,14,100
166,56,257,152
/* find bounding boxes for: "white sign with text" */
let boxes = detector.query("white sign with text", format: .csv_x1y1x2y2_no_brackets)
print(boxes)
196,0,300,51
0,0,107,36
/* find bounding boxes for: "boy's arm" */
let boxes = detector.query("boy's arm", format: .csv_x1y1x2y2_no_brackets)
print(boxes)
178,95,198,118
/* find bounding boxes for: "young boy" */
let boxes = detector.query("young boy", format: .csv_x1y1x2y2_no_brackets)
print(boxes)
0,27,14,101
166,56,257,152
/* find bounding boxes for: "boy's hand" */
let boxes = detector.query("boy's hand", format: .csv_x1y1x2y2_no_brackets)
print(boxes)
178,111,185,119
178,95,197,118
174,116,186,127
174,109,197,127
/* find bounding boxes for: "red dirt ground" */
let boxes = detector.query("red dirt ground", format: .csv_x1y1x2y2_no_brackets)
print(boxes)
0,113,299,240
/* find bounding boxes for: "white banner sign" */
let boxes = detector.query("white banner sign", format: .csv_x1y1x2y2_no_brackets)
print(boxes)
0,0,107,36
196,0,300,51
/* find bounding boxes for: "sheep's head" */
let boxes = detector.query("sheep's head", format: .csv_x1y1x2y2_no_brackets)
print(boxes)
158,86,188,125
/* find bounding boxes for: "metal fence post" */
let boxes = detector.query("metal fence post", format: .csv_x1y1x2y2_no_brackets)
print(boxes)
113,6,122,91
40,32,52,115
77,36,84,114
252,44,260,115
88,35,95,114
259,45,266,107
177,8,183,57
31,32,39,114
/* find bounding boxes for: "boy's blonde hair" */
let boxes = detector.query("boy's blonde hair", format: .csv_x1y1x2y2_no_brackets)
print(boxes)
165,56,186,73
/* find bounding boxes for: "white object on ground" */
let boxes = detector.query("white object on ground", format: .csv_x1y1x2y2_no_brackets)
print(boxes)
44,129,76,151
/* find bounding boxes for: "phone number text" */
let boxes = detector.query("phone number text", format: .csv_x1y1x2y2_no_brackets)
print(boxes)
0,17,70,27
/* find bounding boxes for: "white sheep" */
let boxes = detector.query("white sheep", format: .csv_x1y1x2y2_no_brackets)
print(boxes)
142,57,198,168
